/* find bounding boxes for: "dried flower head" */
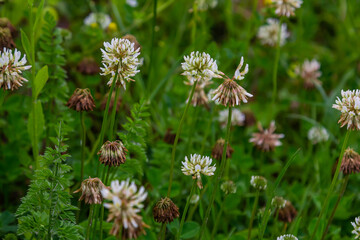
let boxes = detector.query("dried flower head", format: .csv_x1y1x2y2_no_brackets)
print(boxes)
84,12,111,29
211,138,234,161
74,177,106,204
66,88,96,112
271,196,287,209
351,216,360,239
77,57,100,75
181,154,216,189
0,48,31,91
250,176,267,191
0,18,16,37
332,89,360,130
190,194,200,204
164,128,177,145
296,59,322,89
101,179,148,238
221,180,237,195
276,234,298,240
122,34,141,51
153,197,179,223
188,83,210,107
307,126,329,144
0,28,16,49
257,18,290,47
212,57,253,107
341,148,360,175
250,121,284,151
278,201,297,223
100,38,141,89
181,51,222,85
98,140,128,167
218,108,245,128
272,0,302,17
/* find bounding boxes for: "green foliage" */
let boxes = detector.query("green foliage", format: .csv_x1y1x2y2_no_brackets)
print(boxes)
16,124,83,240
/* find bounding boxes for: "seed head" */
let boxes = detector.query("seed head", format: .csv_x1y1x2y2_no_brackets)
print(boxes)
211,138,234,161
98,140,128,167
257,18,290,47
220,181,237,195
74,177,106,204
341,148,360,175
351,216,360,239
278,201,297,223
181,154,216,189
0,48,31,91
276,234,298,240
307,126,329,144
153,197,179,223
100,38,141,89
271,196,287,209
250,121,284,151
272,0,302,17
332,89,360,130
66,88,96,112
250,176,267,191
77,57,100,75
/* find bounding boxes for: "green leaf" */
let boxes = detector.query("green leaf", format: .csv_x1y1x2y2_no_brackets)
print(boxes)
33,65,49,99
20,29,32,65
181,221,200,239
27,101,45,149
33,0,45,33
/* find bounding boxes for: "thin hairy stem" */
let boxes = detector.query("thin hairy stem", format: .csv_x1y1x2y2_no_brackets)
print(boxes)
271,18,283,105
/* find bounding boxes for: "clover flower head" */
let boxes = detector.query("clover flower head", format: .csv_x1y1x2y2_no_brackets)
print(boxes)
181,154,216,189
98,140,128,166
351,216,360,239
221,181,237,195
196,0,218,11
341,148,360,175
272,0,303,17
153,197,179,223
126,0,138,7
278,201,297,223
101,179,148,238
84,12,111,29
332,89,360,130
307,126,329,144
66,88,96,112
211,138,234,161
0,48,31,91
187,82,211,107
250,121,285,151
271,196,287,209
250,176,267,191
276,234,298,240
234,57,249,80
218,109,245,128
257,18,290,47
296,59,322,88
190,194,200,204
100,38,141,89
181,51,222,85
74,177,106,204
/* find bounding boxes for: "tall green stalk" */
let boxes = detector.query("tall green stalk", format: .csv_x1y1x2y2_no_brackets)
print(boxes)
147,0,157,92
109,86,121,140
310,130,350,240
176,179,197,240
77,112,86,223
167,81,198,197
85,205,94,240
271,18,283,105
199,107,232,239
211,195,227,240
248,190,260,240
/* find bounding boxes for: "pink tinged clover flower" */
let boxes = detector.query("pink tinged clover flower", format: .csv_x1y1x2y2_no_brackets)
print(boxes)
332,90,360,130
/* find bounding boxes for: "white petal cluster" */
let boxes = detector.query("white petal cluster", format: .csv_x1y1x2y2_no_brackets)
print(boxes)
190,194,200,204
196,0,218,11
101,179,147,230
100,38,141,89
218,109,245,128
126,0,138,7
181,51,222,85
296,59,322,88
351,216,360,239
307,126,329,144
272,0,303,17
250,176,267,191
257,18,290,47
0,48,31,91
181,154,216,188
234,57,249,80
332,90,360,130
84,12,111,29
271,196,287,209
276,234,298,240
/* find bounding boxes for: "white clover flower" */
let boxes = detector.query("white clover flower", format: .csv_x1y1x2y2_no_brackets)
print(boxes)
332,90,360,130
126,0,138,7
84,12,111,29
190,194,200,204
196,0,218,11
221,181,237,194
0,48,31,91
218,109,245,128
100,38,141,89
101,179,148,238
181,154,216,189
250,176,267,191
271,196,287,209
272,0,302,17
351,216,360,239
307,126,329,144
296,59,322,88
234,57,249,81
257,18,290,47
181,51,222,85
276,234,298,240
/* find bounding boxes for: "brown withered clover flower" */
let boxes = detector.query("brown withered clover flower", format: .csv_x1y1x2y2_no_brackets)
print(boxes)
277,201,297,223
98,140,128,166
122,34,141,51
153,197,179,223
0,18,16,37
74,177,106,204
0,28,16,49
211,138,234,161
189,83,209,107
340,148,360,175
77,57,100,75
66,88,96,112
249,121,284,151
